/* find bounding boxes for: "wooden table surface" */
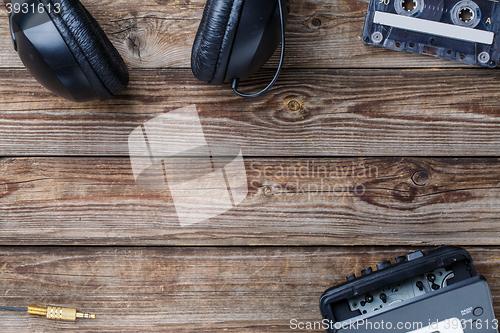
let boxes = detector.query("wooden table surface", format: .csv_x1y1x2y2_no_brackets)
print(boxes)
1,0,500,332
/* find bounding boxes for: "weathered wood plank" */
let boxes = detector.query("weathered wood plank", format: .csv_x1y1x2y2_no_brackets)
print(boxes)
0,69,500,156
0,0,470,69
0,246,498,332
1,157,499,246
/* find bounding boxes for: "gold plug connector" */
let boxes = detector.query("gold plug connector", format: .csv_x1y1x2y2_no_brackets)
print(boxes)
28,306,96,321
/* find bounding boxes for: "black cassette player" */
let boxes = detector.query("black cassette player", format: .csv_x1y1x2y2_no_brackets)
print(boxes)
320,246,498,333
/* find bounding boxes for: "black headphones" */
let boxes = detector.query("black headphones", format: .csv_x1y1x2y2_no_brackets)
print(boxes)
5,0,129,102
191,0,289,97
6,0,288,101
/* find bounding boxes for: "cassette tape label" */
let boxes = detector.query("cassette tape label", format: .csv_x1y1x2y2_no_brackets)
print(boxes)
362,0,500,66
372,12,494,44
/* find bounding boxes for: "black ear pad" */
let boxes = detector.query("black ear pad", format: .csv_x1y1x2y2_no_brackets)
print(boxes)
191,0,244,85
40,0,129,100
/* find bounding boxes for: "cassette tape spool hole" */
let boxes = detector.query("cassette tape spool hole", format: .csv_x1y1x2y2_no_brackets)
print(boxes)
451,1,481,28
459,7,474,22
402,0,417,12
395,0,423,16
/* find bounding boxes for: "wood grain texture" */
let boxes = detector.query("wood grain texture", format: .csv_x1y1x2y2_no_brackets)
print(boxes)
0,246,498,332
1,157,499,246
0,0,498,331
0,0,469,69
1,69,500,156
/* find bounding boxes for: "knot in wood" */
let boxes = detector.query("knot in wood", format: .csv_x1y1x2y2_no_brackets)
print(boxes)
288,100,301,112
311,18,322,27
263,186,273,197
411,170,429,186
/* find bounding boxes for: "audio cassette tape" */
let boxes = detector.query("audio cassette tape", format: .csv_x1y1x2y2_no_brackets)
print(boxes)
361,0,500,67
319,246,498,333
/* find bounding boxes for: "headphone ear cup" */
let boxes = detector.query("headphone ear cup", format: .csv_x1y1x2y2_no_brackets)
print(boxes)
191,0,244,85
40,0,129,100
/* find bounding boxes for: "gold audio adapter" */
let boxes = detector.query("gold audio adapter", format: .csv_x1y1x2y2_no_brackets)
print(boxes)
28,305,96,321
0,305,96,321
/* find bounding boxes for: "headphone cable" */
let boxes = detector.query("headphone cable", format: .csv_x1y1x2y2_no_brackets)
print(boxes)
231,0,286,98
0,306,28,312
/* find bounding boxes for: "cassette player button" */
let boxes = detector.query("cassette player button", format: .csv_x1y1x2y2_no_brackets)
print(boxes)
346,274,356,281
473,307,483,316
361,267,373,276
376,261,391,270
407,250,424,262
395,255,406,264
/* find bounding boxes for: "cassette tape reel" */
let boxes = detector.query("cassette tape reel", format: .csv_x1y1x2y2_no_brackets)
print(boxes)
362,0,500,67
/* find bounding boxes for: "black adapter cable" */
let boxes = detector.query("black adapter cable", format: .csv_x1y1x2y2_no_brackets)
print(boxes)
0,305,95,321
0,306,27,311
